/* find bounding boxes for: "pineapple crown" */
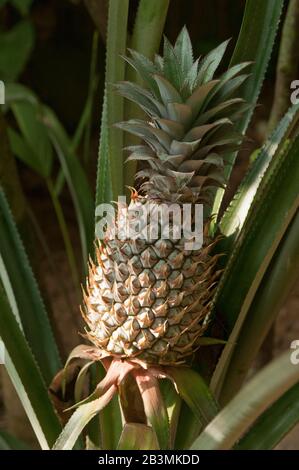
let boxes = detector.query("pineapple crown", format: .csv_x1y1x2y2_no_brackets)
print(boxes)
115,27,251,206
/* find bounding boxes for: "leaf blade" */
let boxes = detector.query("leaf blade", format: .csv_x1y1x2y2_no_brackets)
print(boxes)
53,385,117,450
0,290,61,449
117,423,159,450
192,352,299,450
0,187,61,384
212,0,285,217
211,133,299,400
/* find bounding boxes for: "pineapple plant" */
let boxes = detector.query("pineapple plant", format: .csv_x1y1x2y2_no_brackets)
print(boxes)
83,28,249,366
49,28,251,450
1,0,299,453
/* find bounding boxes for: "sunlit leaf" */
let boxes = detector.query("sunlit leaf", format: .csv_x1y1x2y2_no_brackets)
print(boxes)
53,386,117,450
117,423,159,450
211,133,299,401
192,352,299,450
0,289,61,449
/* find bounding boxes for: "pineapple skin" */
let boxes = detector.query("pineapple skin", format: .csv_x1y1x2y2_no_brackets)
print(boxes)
83,199,219,365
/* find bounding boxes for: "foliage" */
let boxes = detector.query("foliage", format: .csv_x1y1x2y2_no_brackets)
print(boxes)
0,0,299,451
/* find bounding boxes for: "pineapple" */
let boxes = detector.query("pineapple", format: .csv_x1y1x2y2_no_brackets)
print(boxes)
82,27,249,366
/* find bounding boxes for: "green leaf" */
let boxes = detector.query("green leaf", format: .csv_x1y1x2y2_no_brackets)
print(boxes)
95,89,113,209
154,74,182,105
230,0,284,130
85,436,100,450
0,187,61,384
0,20,34,81
174,26,193,76
160,379,181,449
0,289,61,449
123,0,169,188
74,361,94,403
191,352,299,450
211,133,299,401
168,367,219,450
10,100,53,178
99,394,123,450
4,83,94,265
175,402,202,450
130,0,169,63
4,82,38,105
167,367,219,424
98,0,129,202
91,359,122,451
124,50,160,99
219,102,299,240
196,40,230,85
0,430,29,450
236,382,299,450
117,423,159,450
41,106,94,265
114,81,164,117
163,37,183,91
217,210,299,403
53,385,117,450
8,127,42,174
212,0,284,217
86,362,102,448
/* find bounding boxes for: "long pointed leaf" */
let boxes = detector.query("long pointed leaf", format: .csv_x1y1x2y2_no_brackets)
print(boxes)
220,211,299,401
0,187,61,384
124,0,169,188
96,0,129,204
212,0,284,217
160,379,181,449
95,89,113,208
236,382,299,450
169,367,219,450
191,352,299,450
4,83,94,267
53,385,117,450
219,102,299,240
0,290,61,449
167,367,219,423
211,133,299,400
10,100,53,178
117,423,159,450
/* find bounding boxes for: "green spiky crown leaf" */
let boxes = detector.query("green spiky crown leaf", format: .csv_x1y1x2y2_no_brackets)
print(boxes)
115,26,251,206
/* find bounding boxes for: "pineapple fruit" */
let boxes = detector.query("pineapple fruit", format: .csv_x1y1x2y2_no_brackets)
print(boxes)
82,28,249,366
